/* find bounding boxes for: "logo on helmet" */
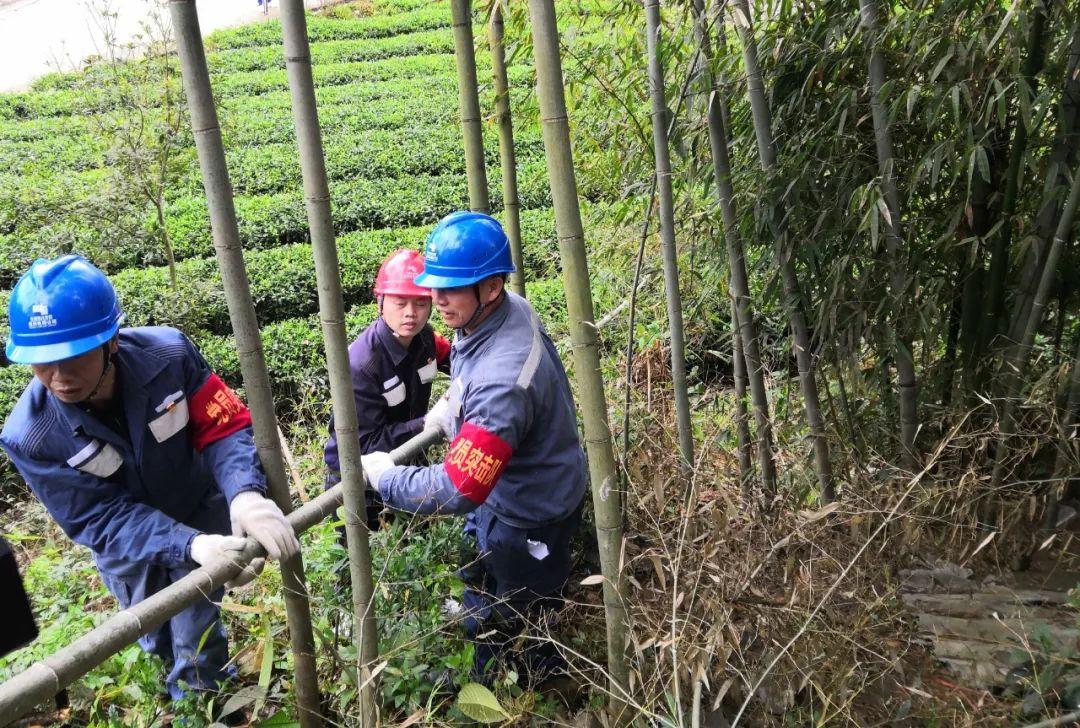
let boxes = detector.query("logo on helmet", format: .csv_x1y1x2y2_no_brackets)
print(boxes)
425,249,438,261
28,303,57,330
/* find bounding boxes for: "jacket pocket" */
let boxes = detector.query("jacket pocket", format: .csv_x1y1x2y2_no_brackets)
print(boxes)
148,398,190,443
67,440,123,479
418,359,438,383
382,376,406,407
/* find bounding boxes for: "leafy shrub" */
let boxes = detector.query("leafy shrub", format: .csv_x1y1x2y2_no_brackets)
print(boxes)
209,29,454,76
205,4,450,51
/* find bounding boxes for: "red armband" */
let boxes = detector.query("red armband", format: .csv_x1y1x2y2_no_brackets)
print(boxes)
434,334,451,365
443,422,512,504
190,373,253,451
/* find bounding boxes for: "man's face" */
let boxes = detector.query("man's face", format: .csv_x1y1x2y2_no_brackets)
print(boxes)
432,278,502,330
381,294,432,339
31,345,110,403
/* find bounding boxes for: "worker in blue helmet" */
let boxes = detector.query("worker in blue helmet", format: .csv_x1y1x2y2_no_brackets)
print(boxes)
0,255,299,702
359,212,587,687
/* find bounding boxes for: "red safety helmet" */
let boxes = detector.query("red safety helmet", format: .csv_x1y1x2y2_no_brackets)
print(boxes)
373,249,431,298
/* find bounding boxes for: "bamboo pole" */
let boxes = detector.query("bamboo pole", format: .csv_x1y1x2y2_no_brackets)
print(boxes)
488,3,526,297
166,3,322,725
278,1,380,723
731,301,754,490
0,430,442,726
644,0,695,472
859,0,919,470
692,0,777,494
1041,334,1080,534
526,0,630,712
990,166,1080,497
451,0,490,212
730,0,833,499
979,6,1049,358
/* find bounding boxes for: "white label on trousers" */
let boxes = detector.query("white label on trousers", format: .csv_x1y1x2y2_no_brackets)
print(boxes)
526,539,550,561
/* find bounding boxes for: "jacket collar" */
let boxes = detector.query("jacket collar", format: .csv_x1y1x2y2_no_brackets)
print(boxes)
375,317,415,367
55,334,170,446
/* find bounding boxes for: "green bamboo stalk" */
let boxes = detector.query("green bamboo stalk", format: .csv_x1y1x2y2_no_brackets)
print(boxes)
644,0,695,472
979,6,1049,358
278,1,379,723
859,0,919,470
526,0,630,713
1009,15,1080,348
731,301,754,490
166,3,322,725
0,429,441,726
451,0,490,212
730,0,833,500
1041,333,1080,534
990,164,1080,497
692,0,777,495
488,3,526,297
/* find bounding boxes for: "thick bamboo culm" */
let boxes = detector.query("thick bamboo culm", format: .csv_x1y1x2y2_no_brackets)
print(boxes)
526,0,630,714
989,167,1080,495
451,0,490,212
644,0,695,472
278,1,380,724
691,0,777,493
489,3,526,297
859,0,919,470
166,2,323,725
0,429,443,726
730,0,834,501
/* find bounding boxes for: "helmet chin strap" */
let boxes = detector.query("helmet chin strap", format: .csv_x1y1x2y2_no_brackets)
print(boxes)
83,344,114,404
459,286,504,334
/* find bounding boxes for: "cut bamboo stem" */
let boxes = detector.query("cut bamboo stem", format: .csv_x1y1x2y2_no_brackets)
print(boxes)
0,430,442,726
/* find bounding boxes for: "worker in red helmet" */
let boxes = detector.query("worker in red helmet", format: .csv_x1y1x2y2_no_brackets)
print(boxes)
323,249,451,531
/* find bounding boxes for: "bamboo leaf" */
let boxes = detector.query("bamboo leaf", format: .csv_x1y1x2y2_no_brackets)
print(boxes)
580,574,605,586
257,712,300,728
870,203,880,251
221,685,265,718
456,683,511,723
906,85,919,120
876,198,892,228
986,9,1014,52
976,145,990,183
929,49,953,83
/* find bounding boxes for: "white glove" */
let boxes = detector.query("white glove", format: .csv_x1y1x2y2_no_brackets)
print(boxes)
423,395,452,437
189,533,265,589
229,491,300,561
361,451,394,489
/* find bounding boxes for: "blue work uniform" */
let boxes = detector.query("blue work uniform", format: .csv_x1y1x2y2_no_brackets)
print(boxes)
0,327,267,700
376,291,587,681
323,318,449,529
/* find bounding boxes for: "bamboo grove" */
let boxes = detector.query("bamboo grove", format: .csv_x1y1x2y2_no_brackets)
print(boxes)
563,0,1080,527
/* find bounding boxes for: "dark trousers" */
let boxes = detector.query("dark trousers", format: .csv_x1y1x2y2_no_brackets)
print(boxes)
459,501,583,685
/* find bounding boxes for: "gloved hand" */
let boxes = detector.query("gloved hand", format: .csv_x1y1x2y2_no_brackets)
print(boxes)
189,533,265,589
229,491,300,562
423,395,452,437
361,451,394,489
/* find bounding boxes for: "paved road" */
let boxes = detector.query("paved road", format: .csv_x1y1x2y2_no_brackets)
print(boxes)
0,0,286,93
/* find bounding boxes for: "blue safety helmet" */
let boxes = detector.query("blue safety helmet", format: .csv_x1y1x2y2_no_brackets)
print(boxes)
6,255,124,365
413,211,515,289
